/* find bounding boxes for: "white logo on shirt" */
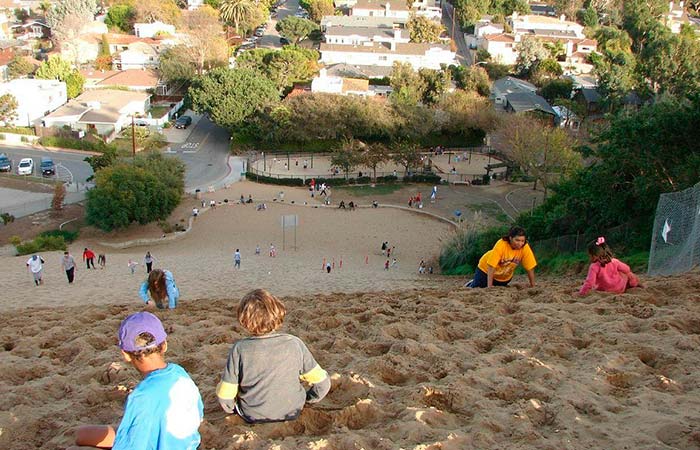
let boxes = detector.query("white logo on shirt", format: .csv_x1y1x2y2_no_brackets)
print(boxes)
166,377,201,439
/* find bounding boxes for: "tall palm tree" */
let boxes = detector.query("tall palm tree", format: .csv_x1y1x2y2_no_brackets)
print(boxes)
219,0,257,34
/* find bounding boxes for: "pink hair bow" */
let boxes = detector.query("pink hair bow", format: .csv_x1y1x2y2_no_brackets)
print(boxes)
596,237,605,245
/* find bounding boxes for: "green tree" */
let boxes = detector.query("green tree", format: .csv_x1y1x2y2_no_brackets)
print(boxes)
331,139,364,179
638,27,700,97
204,0,222,8
85,154,185,231
450,65,490,96
307,0,333,22
438,90,501,136
418,68,450,105
7,55,34,79
180,5,228,75
187,67,280,131
362,142,390,181
159,45,198,84
389,61,425,105
220,0,258,33
581,6,598,27
407,15,444,43
519,97,700,242
84,146,118,174
95,33,113,71
134,0,181,26
539,78,573,102
0,93,19,125
453,0,489,28
275,16,318,44
515,36,549,75
503,114,581,197
36,54,73,80
391,140,421,175
489,0,530,16
237,47,320,90
64,71,85,99
104,3,135,32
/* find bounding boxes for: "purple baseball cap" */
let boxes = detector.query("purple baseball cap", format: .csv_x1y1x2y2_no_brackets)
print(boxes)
118,312,167,352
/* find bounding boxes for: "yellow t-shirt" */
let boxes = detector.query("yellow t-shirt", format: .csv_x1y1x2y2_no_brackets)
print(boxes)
477,239,537,282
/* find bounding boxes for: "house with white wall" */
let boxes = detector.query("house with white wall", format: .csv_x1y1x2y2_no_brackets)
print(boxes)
0,79,66,127
320,41,457,69
113,42,160,70
351,0,411,19
311,68,373,96
475,13,597,70
42,89,150,140
412,0,442,20
325,26,410,45
134,21,176,38
321,15,407,30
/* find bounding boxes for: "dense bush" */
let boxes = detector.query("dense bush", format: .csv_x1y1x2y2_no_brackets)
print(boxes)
245,172,305,186
0,126,35,135
439,226,507,275
38,229,78,243
86,153,185,231
14,235,67,255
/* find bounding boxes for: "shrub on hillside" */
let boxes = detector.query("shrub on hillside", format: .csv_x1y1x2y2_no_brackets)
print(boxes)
38,229,78,243
14,235,67,255
39,136,115,153
439,226,508,275
86,153,185,231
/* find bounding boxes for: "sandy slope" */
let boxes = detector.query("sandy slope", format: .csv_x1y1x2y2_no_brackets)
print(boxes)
2,273,700,449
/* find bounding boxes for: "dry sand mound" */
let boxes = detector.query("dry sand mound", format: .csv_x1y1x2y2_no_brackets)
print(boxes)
2,274,700,449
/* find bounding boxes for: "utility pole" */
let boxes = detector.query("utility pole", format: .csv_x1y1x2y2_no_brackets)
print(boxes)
131,115,136,160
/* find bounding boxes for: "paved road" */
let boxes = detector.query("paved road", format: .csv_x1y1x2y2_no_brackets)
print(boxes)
163,114,235,193
0,145,94,185
255,0,301,49
443,1,473,66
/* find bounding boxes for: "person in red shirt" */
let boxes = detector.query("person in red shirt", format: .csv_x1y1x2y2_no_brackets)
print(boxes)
83,247,96,269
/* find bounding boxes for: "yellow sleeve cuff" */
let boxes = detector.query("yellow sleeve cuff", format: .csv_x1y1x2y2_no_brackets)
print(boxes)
300,365,328,384
216,380,238,400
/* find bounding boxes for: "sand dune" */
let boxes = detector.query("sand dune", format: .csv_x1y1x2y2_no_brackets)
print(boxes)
2,273,700,449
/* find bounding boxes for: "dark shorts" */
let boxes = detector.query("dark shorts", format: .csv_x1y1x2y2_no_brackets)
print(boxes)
468,267,511,288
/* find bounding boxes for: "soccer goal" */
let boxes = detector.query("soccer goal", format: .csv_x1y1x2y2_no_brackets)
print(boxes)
648,182,700,276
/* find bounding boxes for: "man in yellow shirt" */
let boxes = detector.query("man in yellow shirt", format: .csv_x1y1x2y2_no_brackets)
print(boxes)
466,226,537,288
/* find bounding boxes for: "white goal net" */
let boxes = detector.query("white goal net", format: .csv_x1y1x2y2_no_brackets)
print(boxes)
648,182,700,276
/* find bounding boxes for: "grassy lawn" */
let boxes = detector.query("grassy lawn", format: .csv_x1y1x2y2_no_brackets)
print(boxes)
148,106,171,119
335,183,404,197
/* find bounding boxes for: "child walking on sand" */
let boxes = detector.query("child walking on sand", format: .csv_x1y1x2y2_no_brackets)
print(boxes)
578,237,641,296
216,289,330,423
128,259,139,274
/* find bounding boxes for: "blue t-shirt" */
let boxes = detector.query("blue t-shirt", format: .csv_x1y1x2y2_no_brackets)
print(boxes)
113,363,203,450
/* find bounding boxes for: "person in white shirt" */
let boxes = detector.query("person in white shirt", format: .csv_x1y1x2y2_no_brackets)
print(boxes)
233,249,241,269
26,254,45,286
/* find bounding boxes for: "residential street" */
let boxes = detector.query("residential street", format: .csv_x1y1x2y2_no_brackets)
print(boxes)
442,1,473,66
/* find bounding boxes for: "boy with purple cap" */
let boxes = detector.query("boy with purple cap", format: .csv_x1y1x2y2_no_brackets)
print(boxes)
68,312,203,450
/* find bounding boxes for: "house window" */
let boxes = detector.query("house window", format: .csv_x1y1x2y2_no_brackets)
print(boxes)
378,56,388,61
505,43,512,48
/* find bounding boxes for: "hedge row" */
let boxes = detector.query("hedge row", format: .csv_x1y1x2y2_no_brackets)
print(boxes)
38,136,115,153
246,172,442,187
0,126,35,135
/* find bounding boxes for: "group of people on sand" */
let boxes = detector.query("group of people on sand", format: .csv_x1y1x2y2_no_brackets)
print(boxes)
67,289,330,450
26,247,107,285
466,226,641,295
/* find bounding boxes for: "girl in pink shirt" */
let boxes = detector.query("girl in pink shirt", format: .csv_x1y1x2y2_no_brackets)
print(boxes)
578,237,640,296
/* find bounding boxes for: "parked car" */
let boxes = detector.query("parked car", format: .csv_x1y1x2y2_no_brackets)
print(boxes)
254,28,264,37
0,153,11,172
280,36,291,45
174,115,193,129
17,158,33,175
40,157,56,176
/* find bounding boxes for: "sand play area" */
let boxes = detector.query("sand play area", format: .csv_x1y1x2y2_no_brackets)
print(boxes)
2,183,700,449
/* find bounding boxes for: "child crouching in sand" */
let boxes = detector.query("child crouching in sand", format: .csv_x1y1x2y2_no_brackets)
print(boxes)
68,312,203,450
578,237,641,296
216,289,330,423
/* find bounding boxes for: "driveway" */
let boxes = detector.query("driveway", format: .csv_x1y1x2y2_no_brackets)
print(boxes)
255,0,301,49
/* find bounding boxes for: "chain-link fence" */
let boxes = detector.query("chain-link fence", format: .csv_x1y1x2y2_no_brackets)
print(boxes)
648,182,700,276
531,223,634,257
